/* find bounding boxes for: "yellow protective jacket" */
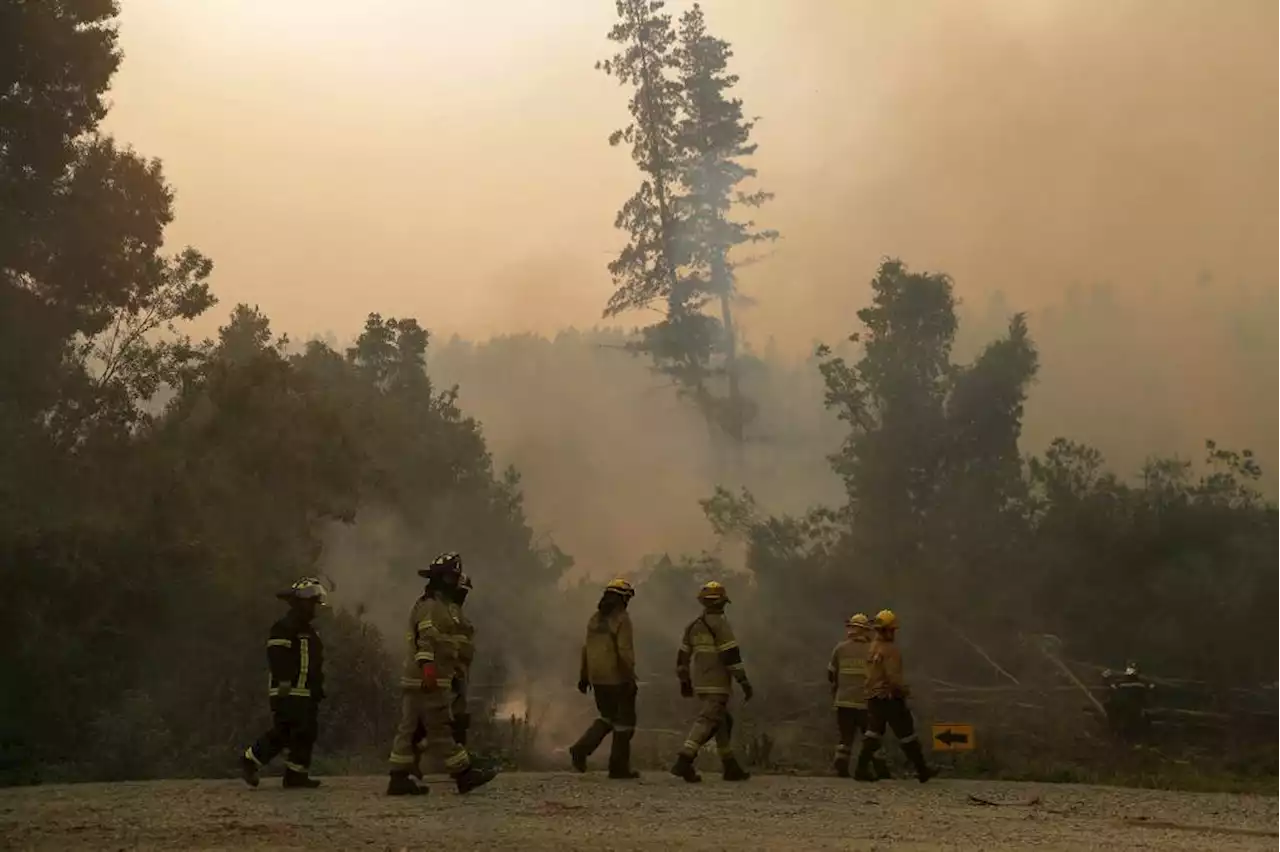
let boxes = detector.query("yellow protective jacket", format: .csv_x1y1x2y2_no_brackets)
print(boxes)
865,637,907,700
827,639,869,709
399,593,465,691
580,608,636,686
677,610,747,696
454,601,475,679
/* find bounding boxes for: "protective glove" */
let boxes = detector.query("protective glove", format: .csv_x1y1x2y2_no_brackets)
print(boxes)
577,678,591,695
739,679,754,703
420,663,438,690
679,680,694,698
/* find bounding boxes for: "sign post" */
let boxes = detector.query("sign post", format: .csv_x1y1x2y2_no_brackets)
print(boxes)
930,723,975,752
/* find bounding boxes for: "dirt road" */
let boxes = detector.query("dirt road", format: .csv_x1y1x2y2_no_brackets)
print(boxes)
1,772,1274,851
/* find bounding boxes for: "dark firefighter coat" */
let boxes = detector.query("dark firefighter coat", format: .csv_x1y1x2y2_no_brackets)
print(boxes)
267,613,325,701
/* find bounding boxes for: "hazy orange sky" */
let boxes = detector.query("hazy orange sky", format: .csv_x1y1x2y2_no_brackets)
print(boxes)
104,0,1276,355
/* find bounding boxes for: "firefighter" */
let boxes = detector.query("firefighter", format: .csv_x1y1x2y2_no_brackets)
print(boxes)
240,577,328,789
569,578,640,779
409,573,474,781
828,613,890,779
386,552,497,797
450,574,476,746
1103,661,1154,742
854,609,936,783
671,581,753,783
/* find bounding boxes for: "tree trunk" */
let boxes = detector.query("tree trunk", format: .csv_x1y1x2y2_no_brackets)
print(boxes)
713,247,745,476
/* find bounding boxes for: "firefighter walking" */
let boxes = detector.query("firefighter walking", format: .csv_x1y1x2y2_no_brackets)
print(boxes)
828,613,890,779
240,577,328,789
854,609,937,783
386,552,497,796
449,574,476,747
671,581,753,783
410,573,475,780
569,579,640,779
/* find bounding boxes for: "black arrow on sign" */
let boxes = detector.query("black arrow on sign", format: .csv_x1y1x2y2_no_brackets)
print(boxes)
935,728,969,746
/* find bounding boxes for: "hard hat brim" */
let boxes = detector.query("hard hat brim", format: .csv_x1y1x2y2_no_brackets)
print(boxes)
278,591,328,606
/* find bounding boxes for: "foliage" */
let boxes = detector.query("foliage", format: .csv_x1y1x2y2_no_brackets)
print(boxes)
673,3,779,441
0,5,565,784
599,1,777,443
598,0,685,319
690,258,1275,699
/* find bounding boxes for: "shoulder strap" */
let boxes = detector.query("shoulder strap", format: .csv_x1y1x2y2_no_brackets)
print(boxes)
684,613,715,647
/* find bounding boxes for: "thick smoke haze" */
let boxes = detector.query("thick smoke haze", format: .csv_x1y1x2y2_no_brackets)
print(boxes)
106,0,1276,580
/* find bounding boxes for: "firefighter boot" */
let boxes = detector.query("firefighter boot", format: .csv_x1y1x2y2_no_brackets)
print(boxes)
386,771,427,796
607,731,640,779
282,769,321,789
872,756,892,780
721,755,751,781
833,756,851,778
569,718,612,772
853,741,880,782
239,755,260,788
454,764,498,794
902,740,937,784
670,752,702,783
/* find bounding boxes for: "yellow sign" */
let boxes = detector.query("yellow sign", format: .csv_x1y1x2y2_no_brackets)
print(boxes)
931,723,975,752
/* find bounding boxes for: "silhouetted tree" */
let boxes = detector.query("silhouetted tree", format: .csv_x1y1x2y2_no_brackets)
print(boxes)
674,3,779,443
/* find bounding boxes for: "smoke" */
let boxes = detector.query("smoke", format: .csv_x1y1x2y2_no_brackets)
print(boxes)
315,507,414,642
107,0,1275,510
426,331,844,582
236,0,1272,750
315,502,601,757
728,0,1276,330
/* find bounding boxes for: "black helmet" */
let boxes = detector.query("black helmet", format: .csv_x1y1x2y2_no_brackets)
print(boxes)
276,577,329,606
418,551,463,580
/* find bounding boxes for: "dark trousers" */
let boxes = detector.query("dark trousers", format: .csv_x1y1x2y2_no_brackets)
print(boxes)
248,697,318,773
572,683,638,773
866,697,916,742
859,696,928,777
834,706,868,761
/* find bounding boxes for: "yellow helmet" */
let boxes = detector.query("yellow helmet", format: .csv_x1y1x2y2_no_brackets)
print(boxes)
846,613,870,629
697,581,730,604
604,578,636,598
873,609,898,630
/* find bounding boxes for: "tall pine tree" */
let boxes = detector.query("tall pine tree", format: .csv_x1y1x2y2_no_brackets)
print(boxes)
599,1,776,447
597,0,684,317
674,3,779,443
598,0,719,416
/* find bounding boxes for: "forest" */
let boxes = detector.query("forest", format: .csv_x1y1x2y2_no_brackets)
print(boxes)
1,1,1274,786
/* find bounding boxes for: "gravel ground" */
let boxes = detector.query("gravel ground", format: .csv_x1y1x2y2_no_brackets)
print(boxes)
0,772,1275,851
